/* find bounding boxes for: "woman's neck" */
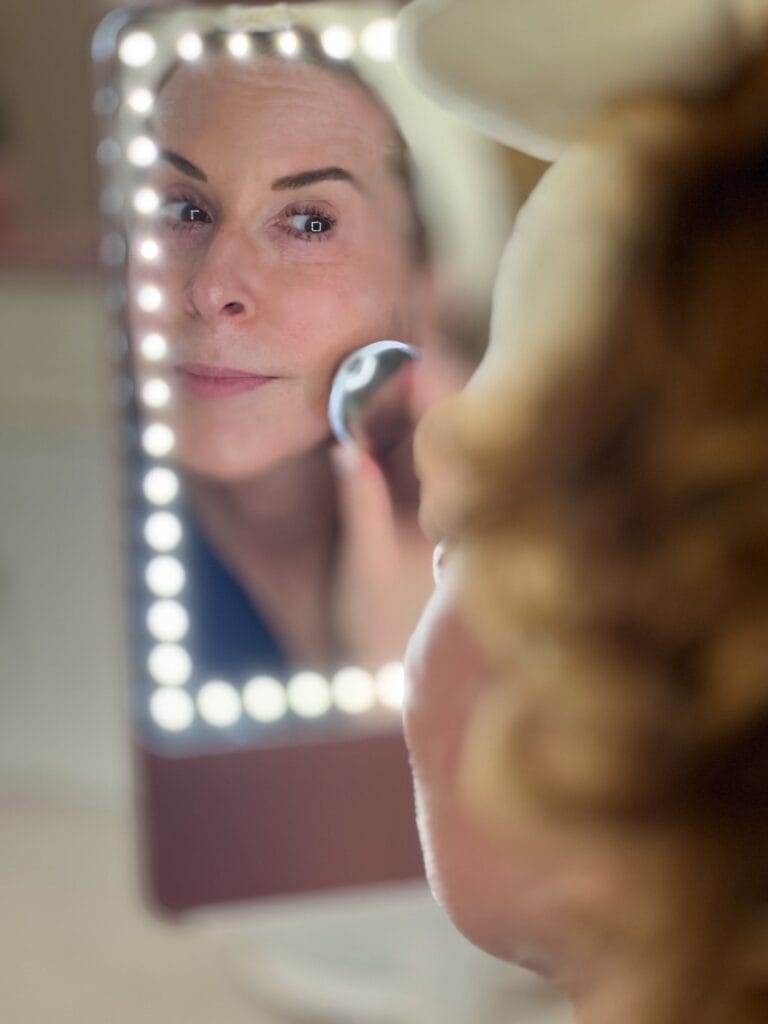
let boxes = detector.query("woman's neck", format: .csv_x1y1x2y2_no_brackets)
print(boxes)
187,442,337,555
184,444,340,666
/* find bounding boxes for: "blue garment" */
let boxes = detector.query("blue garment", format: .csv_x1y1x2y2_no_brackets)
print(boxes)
128,446,292,691
182,504,291,683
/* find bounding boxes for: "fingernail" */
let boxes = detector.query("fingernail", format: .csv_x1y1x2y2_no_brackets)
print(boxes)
331,443,360,476
432,540,447,585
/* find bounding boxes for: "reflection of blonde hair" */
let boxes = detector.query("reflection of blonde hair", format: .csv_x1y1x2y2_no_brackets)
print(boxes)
417,40,768,1024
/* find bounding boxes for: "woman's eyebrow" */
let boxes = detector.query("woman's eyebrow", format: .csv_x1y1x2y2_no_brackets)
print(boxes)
272,166,363,192
160,149,208,182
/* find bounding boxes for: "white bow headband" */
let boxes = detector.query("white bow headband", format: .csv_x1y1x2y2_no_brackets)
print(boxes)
397,0,767,159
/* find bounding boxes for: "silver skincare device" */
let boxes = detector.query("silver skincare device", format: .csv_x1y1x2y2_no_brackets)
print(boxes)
328,340,421,454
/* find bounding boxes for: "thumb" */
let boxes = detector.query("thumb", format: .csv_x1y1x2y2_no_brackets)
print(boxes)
331,444,400,573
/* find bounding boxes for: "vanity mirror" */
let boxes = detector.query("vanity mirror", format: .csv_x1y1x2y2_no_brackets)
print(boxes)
94,1,516,911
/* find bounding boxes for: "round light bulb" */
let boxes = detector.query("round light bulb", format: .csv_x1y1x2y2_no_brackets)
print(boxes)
145,556,186,598
148,643,192,686
142,423,175,457
140,332,168,362
143,467,179,506
177,32,204,62
136,284,163,312
376,662,406,710
150,687,194,732
360,18,397,62
321,25,355,60
198,681,242,727
147,600,189,643
332,667,376,715
276,30,300,57
138,238,161,262
127,136,158,168
144,511,182,552
127,87,154,114
133,187,160,216
227,32,251,58
287,671,332,719
119,31,157,68
141,377,171,409
243,676,288,723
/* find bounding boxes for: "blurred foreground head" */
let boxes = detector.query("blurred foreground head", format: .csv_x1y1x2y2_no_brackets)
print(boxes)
406,6,768,1023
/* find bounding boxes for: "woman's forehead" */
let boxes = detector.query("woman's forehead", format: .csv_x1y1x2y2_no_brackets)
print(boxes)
155,57,393,169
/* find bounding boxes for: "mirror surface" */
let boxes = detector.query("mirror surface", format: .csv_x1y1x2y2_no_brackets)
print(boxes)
101,2,516,753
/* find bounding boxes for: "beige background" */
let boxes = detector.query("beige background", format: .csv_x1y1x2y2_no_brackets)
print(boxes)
0,1,101,225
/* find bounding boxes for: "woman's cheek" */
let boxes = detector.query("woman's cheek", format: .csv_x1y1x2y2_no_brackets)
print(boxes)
404,582,489,800
276,266,399,395
405,587,521,950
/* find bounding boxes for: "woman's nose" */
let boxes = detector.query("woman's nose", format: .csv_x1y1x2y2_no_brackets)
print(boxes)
186,230,258,324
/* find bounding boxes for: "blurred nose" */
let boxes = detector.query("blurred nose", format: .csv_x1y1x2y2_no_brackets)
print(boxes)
186,229,258,325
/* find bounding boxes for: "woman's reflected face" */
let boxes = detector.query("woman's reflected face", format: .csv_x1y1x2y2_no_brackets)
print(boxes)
132,57,424,480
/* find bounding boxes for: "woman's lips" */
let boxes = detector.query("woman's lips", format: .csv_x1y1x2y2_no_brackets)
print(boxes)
175,363,278,399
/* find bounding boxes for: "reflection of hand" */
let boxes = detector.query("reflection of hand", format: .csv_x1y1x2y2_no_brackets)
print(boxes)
331,445,435,673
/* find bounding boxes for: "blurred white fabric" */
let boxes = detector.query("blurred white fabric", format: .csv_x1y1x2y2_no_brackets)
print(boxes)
397,0,753,159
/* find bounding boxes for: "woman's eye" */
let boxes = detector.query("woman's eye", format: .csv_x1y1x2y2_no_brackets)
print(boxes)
161,199,212,229
286,210,336,240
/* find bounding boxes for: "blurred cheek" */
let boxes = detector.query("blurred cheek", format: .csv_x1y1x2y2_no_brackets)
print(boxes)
404,585,554,965
404,581,498,913
404,582,488,784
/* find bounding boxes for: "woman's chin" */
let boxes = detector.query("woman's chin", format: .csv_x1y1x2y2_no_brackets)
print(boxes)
443,896,559,979
176,449,279,483
173,434,321,484
417,798,561,976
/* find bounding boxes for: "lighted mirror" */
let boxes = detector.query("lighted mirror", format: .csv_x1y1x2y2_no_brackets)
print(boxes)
95,2,516,758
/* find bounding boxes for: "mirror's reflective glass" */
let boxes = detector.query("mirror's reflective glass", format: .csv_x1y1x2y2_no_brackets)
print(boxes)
99,3,516,755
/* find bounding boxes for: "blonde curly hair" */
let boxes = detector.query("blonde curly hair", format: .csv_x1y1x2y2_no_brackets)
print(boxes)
415,37,768,1024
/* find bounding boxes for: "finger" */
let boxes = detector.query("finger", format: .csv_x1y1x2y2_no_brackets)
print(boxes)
331,445,400,570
